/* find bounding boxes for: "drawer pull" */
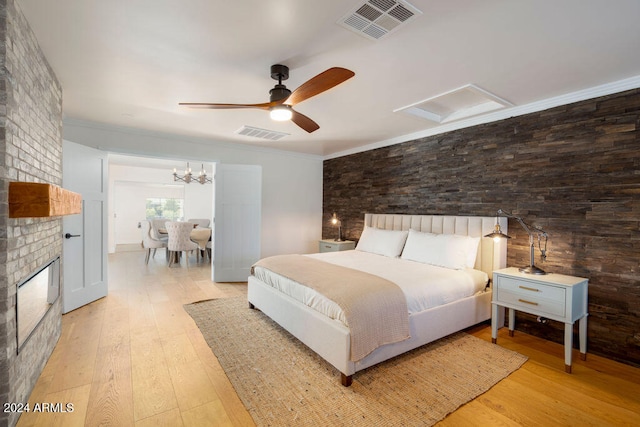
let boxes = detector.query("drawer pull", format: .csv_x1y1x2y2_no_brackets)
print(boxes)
518,299,539,306
324,245,332,249
519,285,540,292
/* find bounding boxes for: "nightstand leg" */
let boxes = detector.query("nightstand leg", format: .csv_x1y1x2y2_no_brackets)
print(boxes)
579,315,588,360
508,308,515,337
564,323,573,373
491,303,499,343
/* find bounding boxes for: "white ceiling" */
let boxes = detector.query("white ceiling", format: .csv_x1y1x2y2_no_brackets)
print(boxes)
17,0,640,157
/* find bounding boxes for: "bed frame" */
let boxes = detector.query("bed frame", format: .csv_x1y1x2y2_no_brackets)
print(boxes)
248,213,507,386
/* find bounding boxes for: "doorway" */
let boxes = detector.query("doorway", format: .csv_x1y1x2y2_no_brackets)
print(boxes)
108,154,215,254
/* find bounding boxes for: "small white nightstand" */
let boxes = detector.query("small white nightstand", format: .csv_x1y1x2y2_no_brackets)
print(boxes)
491,267,589,373
318,239,355,253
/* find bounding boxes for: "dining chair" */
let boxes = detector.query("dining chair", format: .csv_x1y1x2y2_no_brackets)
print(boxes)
206,240,212,261
151,218,169,242
165,221,199,267
140,220,166,264
188,218,210,228
190,227,211,262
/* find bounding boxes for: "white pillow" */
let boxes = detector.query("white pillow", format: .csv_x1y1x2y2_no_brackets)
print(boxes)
401,229,480,270
444,233,481,269
463,235,482,268
355,226,409,258
399,230,440,264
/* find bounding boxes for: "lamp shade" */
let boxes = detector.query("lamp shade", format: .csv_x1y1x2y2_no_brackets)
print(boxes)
484,223,511,240
331,212,340,225
331,212,343,241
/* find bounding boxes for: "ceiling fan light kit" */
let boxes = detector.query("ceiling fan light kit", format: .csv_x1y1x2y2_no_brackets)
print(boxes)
180,64,354,133
270,105,293,121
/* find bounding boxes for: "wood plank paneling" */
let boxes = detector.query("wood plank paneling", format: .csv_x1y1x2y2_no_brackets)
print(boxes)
323,88,640,367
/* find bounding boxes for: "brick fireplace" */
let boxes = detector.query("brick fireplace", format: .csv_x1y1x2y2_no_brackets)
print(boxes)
0,1,64,426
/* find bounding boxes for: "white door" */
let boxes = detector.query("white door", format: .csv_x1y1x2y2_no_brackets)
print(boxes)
62,141,108,313
212,164,262,282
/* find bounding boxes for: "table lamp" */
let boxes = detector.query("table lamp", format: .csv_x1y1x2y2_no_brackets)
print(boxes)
485,208,548,275
331,213,343,242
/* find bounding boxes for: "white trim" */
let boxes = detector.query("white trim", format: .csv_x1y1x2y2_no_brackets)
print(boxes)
325,75,640,160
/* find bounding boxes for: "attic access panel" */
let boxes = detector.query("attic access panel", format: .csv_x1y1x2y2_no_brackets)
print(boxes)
394,84,513,124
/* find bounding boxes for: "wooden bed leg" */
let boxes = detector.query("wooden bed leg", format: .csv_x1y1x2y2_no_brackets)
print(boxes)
341,373,353,387
248,302,255,309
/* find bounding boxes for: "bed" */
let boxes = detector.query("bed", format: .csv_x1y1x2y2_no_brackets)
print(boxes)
248,213,507,386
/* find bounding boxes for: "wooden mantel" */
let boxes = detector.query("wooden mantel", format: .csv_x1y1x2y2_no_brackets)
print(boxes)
8,182,82,218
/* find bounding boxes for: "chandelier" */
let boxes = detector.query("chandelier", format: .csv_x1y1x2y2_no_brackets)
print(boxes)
173,162,212,184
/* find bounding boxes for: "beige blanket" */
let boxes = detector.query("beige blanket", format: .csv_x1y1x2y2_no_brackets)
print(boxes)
252,254,410,361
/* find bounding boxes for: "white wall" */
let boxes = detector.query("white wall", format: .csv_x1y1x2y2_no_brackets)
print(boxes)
64,119,324,258
183,181,213,222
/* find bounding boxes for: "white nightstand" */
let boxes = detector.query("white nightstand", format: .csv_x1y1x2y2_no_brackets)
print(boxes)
318,239,355,253
491,267,589,373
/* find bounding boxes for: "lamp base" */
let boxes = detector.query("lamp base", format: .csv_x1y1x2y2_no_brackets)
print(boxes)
519,265,547,275
334,238,344,242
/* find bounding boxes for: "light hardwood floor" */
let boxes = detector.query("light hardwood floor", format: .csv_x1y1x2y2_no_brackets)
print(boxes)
16,250,640,426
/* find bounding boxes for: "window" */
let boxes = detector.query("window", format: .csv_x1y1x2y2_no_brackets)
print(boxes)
146,198,184,221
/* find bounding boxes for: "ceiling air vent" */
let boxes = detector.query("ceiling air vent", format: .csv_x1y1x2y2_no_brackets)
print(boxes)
338,0,422,40
235,125,290,141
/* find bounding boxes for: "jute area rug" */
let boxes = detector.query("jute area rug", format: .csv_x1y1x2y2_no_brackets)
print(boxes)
184,296,527,426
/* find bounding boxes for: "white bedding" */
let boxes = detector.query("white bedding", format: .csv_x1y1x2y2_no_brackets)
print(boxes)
251,250,489,326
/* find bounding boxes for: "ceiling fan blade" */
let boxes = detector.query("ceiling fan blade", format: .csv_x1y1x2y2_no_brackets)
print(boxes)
290,109,320,133
179,101,281,110
285,67,355,106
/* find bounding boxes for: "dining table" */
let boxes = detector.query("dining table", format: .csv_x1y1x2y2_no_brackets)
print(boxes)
158,225,212,260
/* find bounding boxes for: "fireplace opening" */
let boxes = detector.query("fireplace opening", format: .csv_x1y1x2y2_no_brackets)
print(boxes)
16,256,60,352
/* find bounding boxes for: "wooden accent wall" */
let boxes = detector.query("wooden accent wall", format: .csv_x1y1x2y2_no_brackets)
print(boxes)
323,88,640,367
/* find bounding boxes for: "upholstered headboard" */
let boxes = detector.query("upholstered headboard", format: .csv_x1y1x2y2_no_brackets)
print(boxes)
363,213,507,277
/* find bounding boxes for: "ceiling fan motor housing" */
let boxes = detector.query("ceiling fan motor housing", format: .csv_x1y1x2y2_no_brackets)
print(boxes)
270,85,291,102
269,64,291,102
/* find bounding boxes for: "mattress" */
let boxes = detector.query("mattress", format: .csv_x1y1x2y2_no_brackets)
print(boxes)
251,250,489,326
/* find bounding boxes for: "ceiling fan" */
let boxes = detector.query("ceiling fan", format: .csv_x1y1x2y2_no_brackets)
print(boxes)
179,64,355,133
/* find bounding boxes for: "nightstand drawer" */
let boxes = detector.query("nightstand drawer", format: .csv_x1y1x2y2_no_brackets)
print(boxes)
318,239,355,253
497,276,566,301
497,289,565,317
495,276,566,317
320,242,341,252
